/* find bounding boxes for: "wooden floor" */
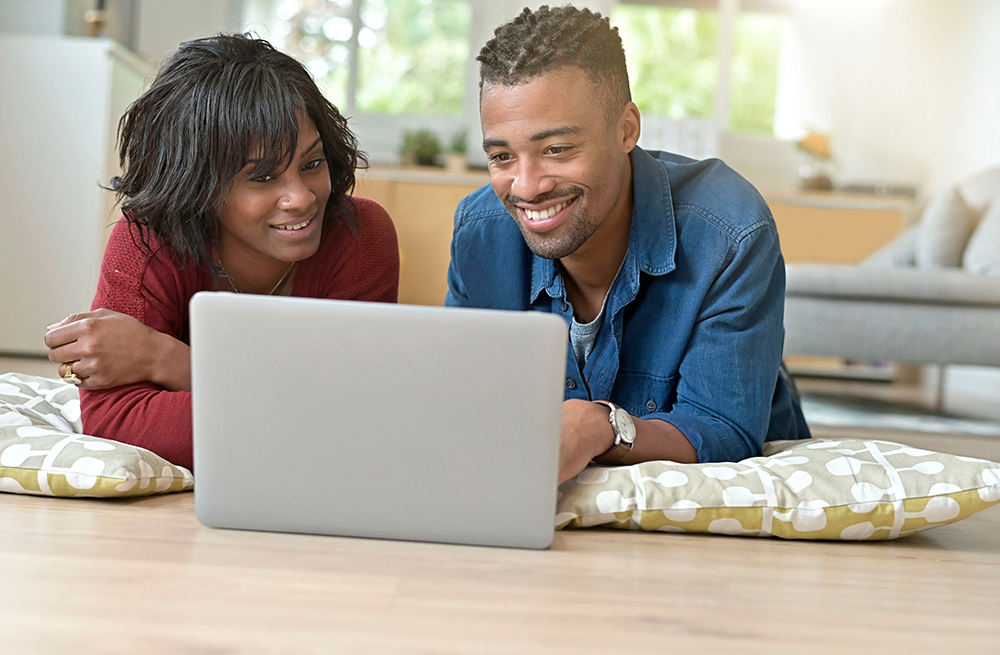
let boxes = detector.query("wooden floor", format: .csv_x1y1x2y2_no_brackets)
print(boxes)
2,356,999,653
0,426,996,653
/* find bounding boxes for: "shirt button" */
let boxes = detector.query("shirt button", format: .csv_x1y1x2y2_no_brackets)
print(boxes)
561,302,569,312
645,398,658,412
566,378,577,390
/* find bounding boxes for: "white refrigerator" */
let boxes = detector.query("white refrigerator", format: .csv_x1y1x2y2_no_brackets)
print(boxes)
0,34,149,355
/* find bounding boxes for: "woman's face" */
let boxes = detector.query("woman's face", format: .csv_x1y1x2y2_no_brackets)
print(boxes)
216,113,331,289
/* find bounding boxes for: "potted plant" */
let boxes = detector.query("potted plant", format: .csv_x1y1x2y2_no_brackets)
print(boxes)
796,131,835,191
400,129,442,167
445,127,468,173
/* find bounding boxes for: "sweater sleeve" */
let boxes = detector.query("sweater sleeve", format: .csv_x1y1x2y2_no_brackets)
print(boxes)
80,221,199,469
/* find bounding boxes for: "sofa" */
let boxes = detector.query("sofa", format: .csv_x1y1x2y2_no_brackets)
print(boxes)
783,167,1000,370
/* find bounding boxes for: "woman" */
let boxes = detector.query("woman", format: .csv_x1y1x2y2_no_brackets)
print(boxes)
44,34,399,469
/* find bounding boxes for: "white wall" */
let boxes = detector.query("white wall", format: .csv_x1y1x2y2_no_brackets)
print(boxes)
943,0,1000,188
0,0,65,35
135,0,243,63
775,0,1000,196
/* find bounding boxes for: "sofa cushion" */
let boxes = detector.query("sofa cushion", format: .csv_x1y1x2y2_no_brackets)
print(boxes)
861,225,918,268
786,263,1000,307
915,188,976,269
964,198,1000,275
956,167,1000,213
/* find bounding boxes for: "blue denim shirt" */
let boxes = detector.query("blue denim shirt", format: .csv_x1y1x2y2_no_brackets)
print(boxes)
446,147,810,462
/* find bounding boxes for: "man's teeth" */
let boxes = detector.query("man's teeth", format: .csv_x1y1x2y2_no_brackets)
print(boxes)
273,219,311,231
524,200,569,221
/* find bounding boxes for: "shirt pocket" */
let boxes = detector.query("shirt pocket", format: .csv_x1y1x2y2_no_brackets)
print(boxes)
611,372,678,417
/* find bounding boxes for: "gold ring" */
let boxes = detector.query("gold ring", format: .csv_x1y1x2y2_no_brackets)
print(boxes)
63,362,82,386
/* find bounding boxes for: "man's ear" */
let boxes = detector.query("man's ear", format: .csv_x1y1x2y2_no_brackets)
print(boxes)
619,102,641,153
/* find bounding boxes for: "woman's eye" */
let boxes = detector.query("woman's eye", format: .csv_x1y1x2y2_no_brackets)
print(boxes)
304,158,326,170
250,174,274,183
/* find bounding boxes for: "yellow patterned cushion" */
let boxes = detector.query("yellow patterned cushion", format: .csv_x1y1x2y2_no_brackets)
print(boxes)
0,373,192,498
556,438,1000,540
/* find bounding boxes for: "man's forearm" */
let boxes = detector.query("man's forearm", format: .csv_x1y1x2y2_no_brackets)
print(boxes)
621,413,697,466
559,399,697,484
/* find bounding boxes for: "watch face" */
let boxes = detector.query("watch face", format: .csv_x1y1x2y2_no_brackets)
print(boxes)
613,407,637,444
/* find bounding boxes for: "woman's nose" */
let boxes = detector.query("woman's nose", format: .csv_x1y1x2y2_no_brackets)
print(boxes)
278,174,316,211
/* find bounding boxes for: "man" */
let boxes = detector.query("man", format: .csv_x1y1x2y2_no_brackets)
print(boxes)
446,5,810,484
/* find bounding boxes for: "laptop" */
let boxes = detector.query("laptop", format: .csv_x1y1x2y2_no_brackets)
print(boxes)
189,292,567,549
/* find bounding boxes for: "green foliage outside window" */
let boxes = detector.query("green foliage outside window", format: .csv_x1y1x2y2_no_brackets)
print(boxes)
280,0,781,130
356,0,470,116
612,4,784,136
613,6,719,121
730,12,782,135
278,0,353,109
279,0,470,116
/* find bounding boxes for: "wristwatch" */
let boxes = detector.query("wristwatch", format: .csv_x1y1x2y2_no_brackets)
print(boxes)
591,401,636,465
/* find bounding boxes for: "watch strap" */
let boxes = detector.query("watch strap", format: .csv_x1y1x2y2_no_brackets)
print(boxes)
591,401,634,465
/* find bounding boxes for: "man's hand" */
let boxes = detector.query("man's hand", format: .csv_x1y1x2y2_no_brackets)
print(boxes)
559,399,615,484
559,399,700,486
44,309,191,391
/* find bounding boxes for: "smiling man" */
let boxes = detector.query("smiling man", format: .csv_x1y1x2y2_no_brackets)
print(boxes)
446,5,810,484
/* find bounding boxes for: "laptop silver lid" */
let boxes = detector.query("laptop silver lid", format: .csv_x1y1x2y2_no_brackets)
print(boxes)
190,292,567,549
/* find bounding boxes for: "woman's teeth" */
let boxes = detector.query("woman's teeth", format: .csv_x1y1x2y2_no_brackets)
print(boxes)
524,200,569,221
273,219,311,231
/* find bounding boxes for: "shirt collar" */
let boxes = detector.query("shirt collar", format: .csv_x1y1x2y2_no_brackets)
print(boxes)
529,146,677,303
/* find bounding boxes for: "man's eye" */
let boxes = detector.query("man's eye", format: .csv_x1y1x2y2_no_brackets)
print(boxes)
489,153,512,163
547,145,571,155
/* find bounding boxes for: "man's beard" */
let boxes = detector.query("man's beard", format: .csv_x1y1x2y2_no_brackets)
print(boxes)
502,187,599,260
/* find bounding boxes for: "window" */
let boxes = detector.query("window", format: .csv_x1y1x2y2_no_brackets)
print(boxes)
615,5,720,122
730,10,784,134
612,1,787,137
270,0,470,117
247,0,788,163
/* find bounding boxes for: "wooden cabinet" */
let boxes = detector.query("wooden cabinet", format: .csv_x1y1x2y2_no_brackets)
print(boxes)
354,167,490,306
764,191,914,264
354,173,917,305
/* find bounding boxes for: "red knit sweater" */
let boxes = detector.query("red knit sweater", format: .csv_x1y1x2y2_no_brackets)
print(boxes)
81,197,399,469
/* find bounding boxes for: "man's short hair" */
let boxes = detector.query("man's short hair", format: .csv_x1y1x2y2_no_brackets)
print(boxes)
477,5,631,122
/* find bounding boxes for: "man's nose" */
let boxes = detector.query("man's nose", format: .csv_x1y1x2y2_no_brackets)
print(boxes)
510,158,557,202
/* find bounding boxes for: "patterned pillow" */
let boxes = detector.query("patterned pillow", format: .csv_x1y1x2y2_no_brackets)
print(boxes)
556,438,1000,540
0,373,192,498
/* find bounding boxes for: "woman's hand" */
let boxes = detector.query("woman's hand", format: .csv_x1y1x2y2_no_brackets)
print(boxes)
44,309,191,391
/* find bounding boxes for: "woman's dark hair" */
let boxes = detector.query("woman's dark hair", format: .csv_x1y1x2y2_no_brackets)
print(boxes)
112,33,365,271
477,5,630,124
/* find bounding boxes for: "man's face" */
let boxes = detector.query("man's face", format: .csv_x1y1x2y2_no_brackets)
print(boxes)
480,67,639,261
